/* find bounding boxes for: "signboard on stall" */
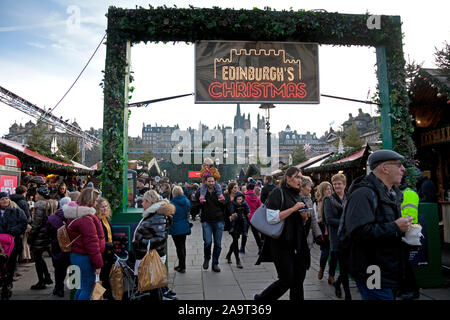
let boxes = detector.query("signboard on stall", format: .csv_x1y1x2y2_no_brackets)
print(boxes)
408,212,429,266
195,41,319,104
0,175,18,195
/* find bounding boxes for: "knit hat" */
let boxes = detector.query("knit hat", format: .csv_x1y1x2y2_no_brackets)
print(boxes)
0,192,9,199
37,186,51,199
59,196,71,208
86,182,94,188
234,191,245,200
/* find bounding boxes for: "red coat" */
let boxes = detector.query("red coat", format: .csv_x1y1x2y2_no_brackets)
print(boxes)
63,203,105,269
245,190,262,220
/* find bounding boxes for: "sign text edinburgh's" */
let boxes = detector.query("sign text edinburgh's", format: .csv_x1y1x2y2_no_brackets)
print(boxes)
195,41,319,104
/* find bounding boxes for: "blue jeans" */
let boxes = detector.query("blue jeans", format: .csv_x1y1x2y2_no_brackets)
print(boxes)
70,253,96,300
202,221,224,266
356,281,396,300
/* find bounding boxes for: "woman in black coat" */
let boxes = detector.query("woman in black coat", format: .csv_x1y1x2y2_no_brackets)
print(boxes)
254,167,311,301
28,187,58,290
323,173,351,300
132,190,175,300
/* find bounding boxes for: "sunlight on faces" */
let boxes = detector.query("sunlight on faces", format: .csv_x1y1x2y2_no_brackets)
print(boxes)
332,180,346,195
206,176,216,189
379,161,406,186
287,171,303,189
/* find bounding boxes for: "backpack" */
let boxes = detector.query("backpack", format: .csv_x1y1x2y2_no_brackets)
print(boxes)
57,217,81,252
337,188,378,252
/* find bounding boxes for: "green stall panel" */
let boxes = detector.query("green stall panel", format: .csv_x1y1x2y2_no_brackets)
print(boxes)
413,203,444,288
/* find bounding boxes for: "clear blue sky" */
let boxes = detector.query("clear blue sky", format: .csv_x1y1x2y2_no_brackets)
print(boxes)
1,0,449,139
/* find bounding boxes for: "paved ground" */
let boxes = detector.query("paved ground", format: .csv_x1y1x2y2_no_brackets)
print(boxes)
9,217,450,300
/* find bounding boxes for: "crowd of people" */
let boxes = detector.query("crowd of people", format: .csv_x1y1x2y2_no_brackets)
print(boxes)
0,150,435,301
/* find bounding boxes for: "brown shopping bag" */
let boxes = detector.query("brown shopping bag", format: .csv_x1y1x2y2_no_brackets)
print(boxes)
109,261,124,300
90,274,106,300
138,248,168,292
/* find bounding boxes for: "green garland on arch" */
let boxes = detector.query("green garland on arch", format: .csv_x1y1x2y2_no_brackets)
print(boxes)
102,6,416,213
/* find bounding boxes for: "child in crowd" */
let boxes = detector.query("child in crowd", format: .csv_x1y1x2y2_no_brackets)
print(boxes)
229,192,250,234
199,157,224,203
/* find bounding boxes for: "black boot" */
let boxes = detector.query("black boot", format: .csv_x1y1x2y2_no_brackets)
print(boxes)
334,281,342,298
44,276,53,285
30,282,47,290
344,288,352,300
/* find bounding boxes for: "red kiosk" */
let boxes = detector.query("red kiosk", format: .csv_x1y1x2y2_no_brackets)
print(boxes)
0,152,21,195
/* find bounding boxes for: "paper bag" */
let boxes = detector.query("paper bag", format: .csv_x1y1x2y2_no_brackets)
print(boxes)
109,261,124,300
90,274,106,300
138,248,168,292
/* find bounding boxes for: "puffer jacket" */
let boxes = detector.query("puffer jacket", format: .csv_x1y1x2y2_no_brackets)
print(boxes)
169,195,191,236
63,203,105,269
29,200,57,251
0,201,27,252
245,190,262,220
132,200,175,260
344,172,406,289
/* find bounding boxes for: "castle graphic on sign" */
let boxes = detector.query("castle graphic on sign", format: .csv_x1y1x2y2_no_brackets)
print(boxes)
214,48,302,82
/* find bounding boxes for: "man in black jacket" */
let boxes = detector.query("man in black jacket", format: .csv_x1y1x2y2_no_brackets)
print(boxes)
9,185,31,223
260,175,276,204
344,150,412,300
0,192,28,290
198,175,225,272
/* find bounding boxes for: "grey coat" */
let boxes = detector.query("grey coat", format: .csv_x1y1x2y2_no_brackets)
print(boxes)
299,194,322,249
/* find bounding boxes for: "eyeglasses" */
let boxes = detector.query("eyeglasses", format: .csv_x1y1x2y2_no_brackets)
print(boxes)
384,162,403,168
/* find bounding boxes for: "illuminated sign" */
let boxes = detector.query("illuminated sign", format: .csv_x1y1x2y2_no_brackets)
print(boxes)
195,41,319,104
188,171,201,178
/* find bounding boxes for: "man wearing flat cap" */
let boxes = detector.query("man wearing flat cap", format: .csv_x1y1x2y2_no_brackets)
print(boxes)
0,192,28,292
343,149,413,300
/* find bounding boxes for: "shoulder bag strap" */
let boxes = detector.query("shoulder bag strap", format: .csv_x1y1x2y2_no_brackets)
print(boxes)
279,187,284,211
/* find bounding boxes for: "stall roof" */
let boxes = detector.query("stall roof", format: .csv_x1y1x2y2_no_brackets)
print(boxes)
303,145,371,174
0,137,99,175
295,152,333,169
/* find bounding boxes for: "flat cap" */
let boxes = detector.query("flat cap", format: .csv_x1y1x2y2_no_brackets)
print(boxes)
368,149,404,170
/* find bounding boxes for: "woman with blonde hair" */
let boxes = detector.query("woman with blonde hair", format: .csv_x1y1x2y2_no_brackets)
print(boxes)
132,189,175,300
314,181,333,281
95,198,115,300
63,187,105,300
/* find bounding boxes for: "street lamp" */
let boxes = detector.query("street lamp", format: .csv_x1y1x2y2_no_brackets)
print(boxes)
259,103,276,167
223,148,229,182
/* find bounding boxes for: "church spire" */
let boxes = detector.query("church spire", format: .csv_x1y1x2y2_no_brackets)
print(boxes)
236,104,241,116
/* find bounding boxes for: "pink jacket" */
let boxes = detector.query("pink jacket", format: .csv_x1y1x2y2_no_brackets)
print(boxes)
63,202,105,269
245,190,262,220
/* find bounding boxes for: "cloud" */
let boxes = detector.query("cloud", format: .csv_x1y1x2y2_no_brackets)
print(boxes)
26,41,47,49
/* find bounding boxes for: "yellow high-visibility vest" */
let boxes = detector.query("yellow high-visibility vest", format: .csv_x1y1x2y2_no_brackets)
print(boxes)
401,188,419,224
